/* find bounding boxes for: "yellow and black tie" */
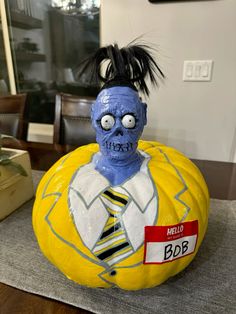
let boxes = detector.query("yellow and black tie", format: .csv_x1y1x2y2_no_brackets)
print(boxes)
93,188,133,266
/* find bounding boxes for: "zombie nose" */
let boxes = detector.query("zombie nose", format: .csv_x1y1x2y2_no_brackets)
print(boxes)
115,129,123,136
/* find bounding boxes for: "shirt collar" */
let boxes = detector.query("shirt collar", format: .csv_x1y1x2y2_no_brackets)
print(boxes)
70,151,153,209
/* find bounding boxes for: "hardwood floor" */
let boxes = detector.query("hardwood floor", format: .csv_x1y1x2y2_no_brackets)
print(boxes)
0,283,91,314
1,140,235,313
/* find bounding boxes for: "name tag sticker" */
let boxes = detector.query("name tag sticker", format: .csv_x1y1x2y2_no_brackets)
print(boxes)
144,220,198,264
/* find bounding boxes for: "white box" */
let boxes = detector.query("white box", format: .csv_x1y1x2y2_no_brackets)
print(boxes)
0,148,34,220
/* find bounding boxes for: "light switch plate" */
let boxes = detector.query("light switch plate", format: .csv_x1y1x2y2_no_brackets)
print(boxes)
183,60,213,81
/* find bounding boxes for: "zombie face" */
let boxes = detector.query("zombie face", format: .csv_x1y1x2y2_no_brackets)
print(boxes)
91,86,147,161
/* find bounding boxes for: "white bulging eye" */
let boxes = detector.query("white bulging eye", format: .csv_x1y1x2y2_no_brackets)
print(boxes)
122,114,136,129
101,114,115,130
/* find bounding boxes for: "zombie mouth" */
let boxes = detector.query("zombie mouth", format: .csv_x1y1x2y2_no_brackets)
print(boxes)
104,142,133,152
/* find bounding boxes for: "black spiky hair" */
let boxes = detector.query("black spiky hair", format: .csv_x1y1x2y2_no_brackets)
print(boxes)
78,43,164,96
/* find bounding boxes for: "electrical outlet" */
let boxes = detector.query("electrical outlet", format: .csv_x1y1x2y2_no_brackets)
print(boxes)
183,60,213,81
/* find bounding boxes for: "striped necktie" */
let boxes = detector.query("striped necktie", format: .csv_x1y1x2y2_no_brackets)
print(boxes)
92,188,134,266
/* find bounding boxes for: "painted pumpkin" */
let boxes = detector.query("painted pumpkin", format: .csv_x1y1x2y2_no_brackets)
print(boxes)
33,140,209,290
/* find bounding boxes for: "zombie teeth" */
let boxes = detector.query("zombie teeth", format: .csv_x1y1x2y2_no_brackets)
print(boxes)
104,142,133,152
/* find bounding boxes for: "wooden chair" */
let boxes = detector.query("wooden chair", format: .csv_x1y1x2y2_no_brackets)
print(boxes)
53,93,96,146
0,94,28,140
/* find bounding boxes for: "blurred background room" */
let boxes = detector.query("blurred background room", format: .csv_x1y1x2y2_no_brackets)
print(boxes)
0,0,235,194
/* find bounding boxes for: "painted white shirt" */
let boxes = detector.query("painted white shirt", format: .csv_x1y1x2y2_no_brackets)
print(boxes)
68,151,158,254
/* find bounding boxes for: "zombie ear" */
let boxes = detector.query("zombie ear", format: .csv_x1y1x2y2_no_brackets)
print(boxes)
142,102,147,125
90,102,96,129
77,43,164,96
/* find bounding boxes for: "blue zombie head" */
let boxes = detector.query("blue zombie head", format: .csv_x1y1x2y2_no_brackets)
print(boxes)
91,86,147,161
79,43,164,184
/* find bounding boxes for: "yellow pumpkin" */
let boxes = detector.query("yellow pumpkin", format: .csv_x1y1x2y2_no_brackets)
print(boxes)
33,140,209,290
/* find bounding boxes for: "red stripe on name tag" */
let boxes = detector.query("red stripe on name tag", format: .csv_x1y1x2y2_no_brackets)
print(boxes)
145,220,198,242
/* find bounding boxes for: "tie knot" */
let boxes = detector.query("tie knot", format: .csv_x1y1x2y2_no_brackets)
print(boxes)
101,188,129,216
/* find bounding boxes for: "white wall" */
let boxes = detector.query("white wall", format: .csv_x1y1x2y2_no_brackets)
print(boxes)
100,0,236,162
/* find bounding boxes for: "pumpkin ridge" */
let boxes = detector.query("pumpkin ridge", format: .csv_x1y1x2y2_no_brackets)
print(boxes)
153,162,208,208
153,183,180,223
152,164,205,225
169,164,209,209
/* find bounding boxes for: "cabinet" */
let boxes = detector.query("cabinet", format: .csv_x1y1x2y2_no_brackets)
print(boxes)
4,2,51,122
1,0,100,124
6,5,46,83
0,12,46,62
6,11,46,63
10,11,42,29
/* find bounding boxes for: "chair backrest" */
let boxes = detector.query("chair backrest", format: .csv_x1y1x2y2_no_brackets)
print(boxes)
54,93,96,146
0,94,28,140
